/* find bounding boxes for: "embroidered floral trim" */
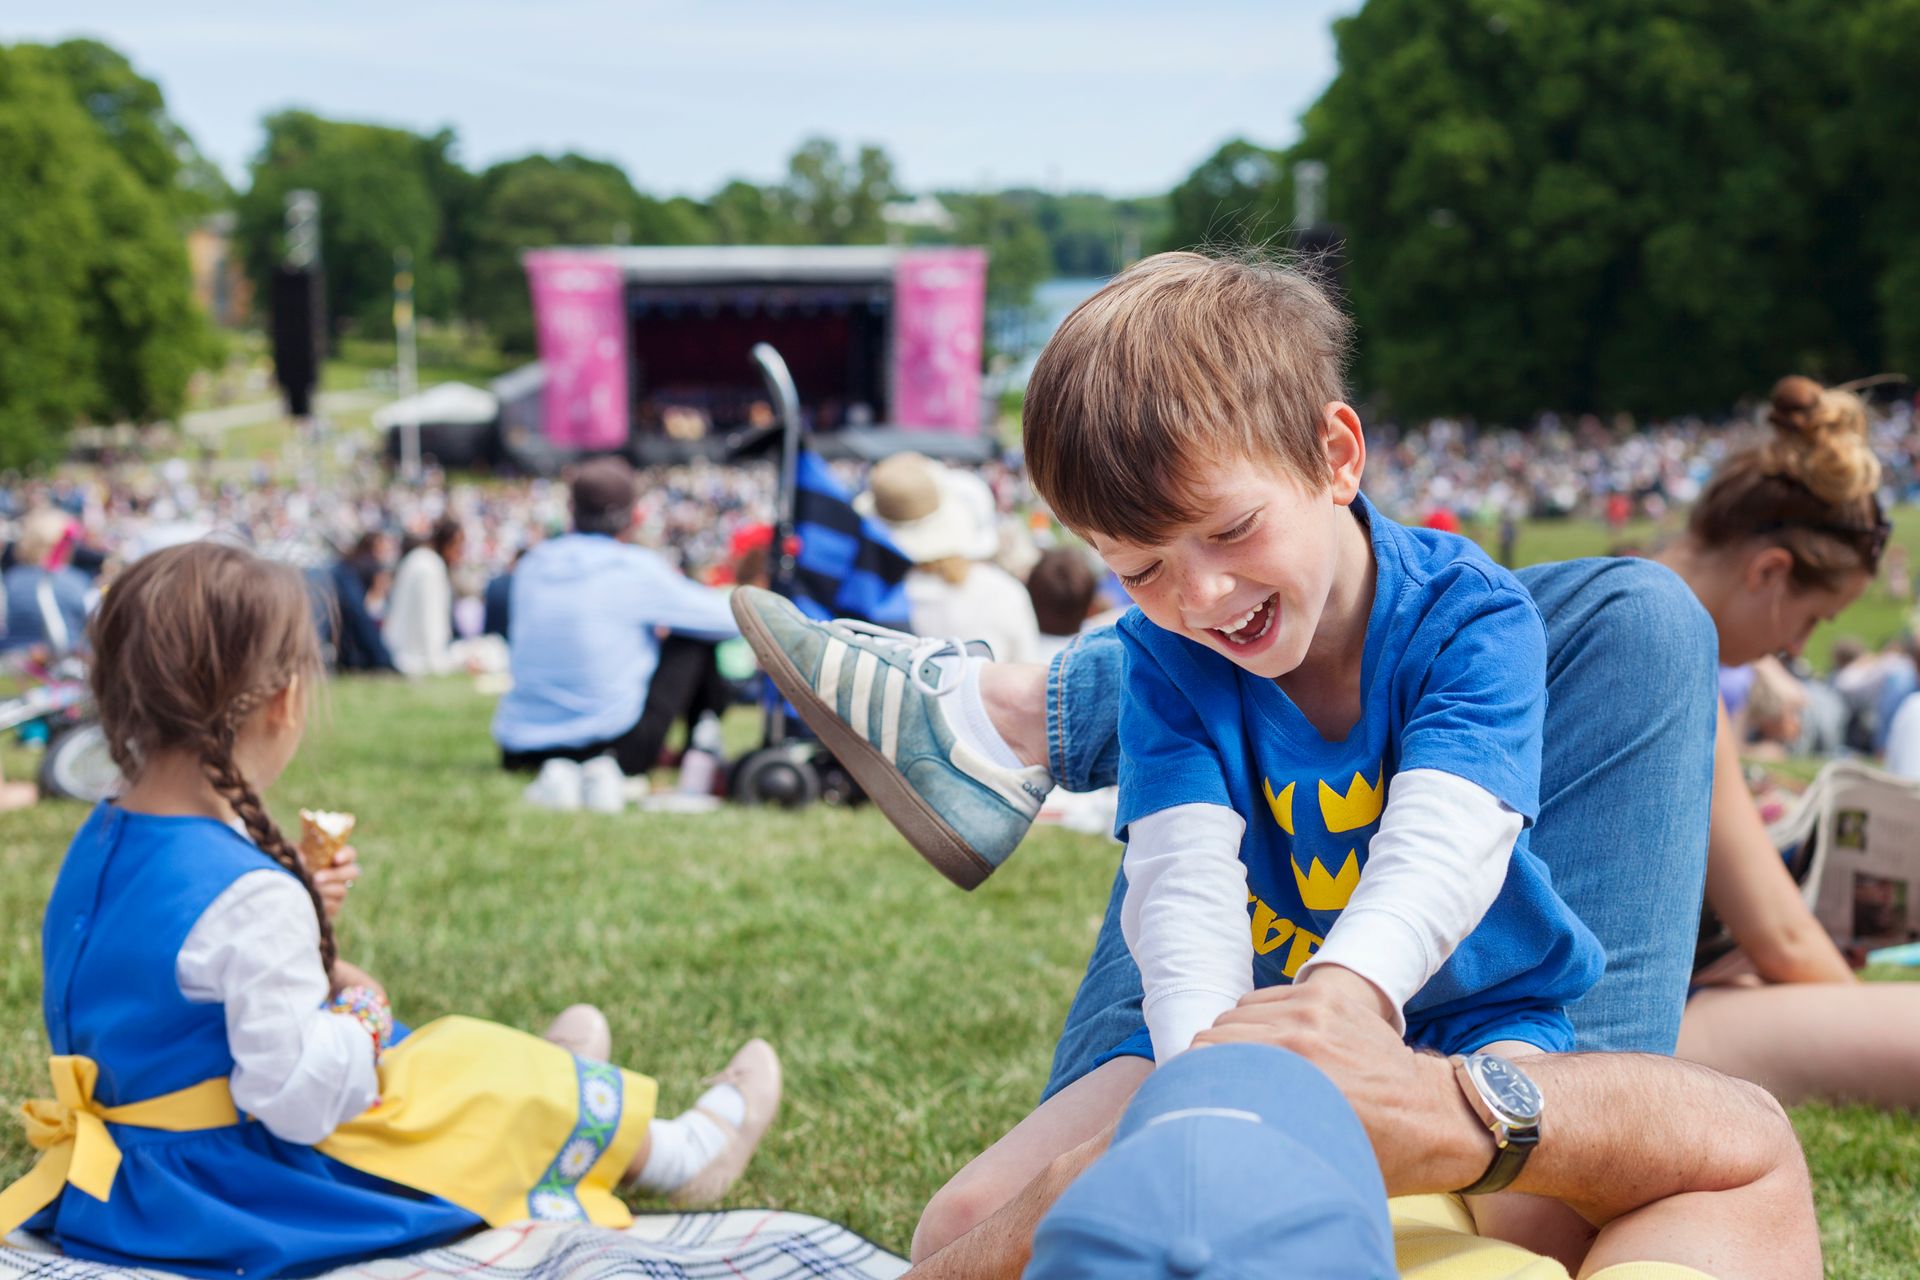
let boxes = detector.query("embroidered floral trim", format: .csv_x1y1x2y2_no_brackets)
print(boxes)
527,1058,624,1220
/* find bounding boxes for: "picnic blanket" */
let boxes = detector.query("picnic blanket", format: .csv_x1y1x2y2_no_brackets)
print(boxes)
1,1209,909,1280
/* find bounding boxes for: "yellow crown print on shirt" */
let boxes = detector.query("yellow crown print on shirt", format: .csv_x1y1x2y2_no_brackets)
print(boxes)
1263,779,1295,835
1318,769,1385,833
1292,850,1361,911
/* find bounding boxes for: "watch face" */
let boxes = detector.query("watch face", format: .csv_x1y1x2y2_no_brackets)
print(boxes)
1469,1055,1543,1125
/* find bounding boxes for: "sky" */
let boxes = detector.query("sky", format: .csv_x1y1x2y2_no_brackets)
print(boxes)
5,1,1358,198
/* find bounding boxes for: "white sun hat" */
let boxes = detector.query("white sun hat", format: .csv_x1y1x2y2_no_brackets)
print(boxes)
855,452,998,564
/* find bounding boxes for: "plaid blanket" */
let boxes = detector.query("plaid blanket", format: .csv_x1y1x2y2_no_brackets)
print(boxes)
1,1210,909,1280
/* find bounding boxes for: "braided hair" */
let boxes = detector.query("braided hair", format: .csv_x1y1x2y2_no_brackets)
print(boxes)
89,541,336,971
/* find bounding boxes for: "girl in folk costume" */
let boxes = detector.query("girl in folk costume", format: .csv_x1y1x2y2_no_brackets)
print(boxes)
0,542,781,1277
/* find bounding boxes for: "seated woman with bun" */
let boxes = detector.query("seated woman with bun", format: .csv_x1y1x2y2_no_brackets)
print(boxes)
1657,376,1920,1109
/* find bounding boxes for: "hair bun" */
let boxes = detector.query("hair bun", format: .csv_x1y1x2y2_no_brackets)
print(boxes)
1763,374,1880,505
1768,375,1824,437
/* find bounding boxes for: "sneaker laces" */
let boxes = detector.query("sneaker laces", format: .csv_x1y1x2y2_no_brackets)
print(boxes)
833,620,975,698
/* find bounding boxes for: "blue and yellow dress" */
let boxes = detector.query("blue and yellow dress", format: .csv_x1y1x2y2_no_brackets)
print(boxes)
0,806,656,1278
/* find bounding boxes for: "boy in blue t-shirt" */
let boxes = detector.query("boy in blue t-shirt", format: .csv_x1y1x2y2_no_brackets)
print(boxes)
1019,252,1603,1067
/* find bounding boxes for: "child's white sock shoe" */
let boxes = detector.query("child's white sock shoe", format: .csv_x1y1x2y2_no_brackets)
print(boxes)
931,654,1027,771
633,1081,747,1194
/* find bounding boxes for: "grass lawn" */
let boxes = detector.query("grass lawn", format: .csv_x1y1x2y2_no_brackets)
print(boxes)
3,675,1919,1275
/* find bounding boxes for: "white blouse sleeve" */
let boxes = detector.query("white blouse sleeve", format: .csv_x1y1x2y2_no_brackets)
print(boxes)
175,869,378,1145
1122,803,1253,1063
1297,768,1522,1032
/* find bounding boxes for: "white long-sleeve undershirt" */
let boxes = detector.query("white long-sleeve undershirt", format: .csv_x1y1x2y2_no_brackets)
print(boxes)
1122,768,1523,1063
175,869,379,1144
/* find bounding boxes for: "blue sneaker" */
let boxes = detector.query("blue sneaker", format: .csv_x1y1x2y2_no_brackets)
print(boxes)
730,587,1052,888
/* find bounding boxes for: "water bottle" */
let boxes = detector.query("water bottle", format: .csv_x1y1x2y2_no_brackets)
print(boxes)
677,713,723,796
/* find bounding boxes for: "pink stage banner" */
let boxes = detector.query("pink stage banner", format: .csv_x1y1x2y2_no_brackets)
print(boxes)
525,251,628,449
891,248,986,432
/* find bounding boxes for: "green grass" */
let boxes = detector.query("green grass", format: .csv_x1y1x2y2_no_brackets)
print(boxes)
0,682,1117,1257
321,333,514,396
5,679,1920,1274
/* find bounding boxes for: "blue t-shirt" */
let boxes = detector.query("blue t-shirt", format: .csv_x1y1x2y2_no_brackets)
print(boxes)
1115,493,1602,1054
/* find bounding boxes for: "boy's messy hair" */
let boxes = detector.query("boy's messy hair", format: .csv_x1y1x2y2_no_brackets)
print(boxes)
1023,249,1354,546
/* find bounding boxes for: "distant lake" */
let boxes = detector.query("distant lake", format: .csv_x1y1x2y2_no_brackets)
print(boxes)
1001,276,1108,387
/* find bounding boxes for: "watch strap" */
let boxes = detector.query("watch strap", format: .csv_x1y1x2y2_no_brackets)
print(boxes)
1455,1126,1535,1195
1449,1054,1540,1196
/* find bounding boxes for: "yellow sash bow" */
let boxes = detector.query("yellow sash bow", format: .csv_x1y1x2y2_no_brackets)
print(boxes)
0,1056,238,1238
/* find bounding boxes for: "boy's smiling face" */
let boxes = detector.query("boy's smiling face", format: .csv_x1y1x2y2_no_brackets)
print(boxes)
1082,402,1367,680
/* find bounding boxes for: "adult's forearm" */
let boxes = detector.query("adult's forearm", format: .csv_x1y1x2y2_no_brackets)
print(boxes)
1505,1054,1805,1225
1403,1050,1820,1276
1435,1052,1821,1277
1745,916,1856,985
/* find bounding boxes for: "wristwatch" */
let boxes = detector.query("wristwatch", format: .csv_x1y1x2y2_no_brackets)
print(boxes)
1449,1052,1543,1195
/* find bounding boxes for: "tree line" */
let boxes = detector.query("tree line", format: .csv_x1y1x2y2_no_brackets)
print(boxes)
1175,0,1920,422
0,37,1162,465
233,123,1166,353
4,5,1918,466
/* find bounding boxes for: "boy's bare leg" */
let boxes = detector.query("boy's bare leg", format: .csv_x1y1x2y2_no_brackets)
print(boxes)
911,1055,1151,1261
977,663,1050,769
906,1127,1111,1280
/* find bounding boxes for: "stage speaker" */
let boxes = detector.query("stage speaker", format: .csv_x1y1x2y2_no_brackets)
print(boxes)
272,266,327,417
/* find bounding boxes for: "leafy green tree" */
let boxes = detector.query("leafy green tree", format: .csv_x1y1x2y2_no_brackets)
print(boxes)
236,111,455,337
1023,190,1167,277
465,154,669,352
39,38,231,215
706,180,780,243
636,194,714,245
1845,0,1920,376
0,44,209,465
0,47,96,465
1294,0,1853,419
944,191,1052,355
770,137,897,244
1161,139,1292,253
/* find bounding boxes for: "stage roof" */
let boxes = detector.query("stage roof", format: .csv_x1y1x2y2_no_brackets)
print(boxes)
528,245,913,285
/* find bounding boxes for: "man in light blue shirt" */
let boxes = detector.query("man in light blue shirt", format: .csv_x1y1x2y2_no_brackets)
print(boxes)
492,458,737,775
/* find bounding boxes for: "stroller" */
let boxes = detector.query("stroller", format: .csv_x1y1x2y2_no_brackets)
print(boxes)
0,651,118,801
727,343,913,808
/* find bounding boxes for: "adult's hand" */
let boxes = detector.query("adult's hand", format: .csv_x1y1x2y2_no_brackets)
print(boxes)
313,844,363,922
1193,982,1485,1196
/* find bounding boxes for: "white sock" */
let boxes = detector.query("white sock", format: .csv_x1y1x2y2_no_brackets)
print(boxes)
930,655,1025,770
633,1082,745,1193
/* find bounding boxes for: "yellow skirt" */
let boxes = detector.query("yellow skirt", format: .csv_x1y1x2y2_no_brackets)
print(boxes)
317,1016,657,1228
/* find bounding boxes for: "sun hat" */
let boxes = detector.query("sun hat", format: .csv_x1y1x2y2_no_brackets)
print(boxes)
1024,1043,1397,1279
854,452,997,564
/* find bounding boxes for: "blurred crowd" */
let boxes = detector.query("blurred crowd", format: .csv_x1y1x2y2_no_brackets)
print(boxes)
7,397,1920,784
1365,396,1920,529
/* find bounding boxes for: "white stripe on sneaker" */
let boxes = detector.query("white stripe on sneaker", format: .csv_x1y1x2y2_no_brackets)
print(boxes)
951,738,1049,818
850,650,878,742
880,666,905,761
816,638,846,708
